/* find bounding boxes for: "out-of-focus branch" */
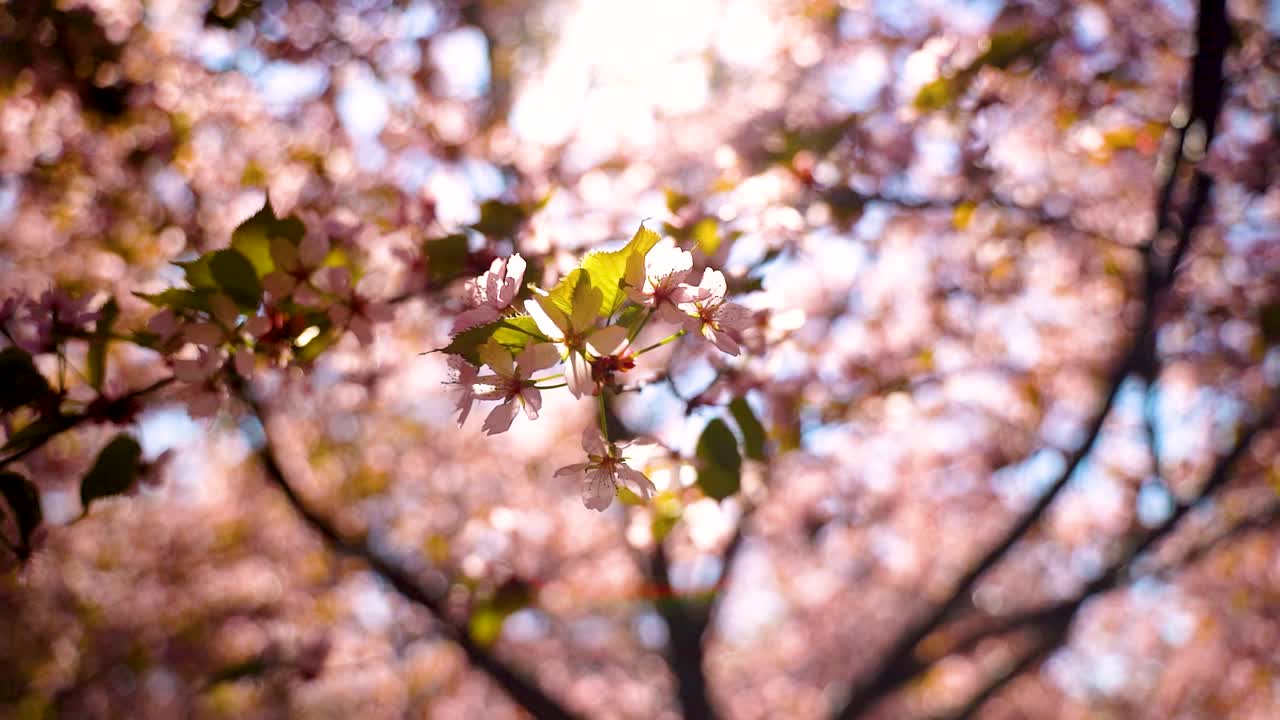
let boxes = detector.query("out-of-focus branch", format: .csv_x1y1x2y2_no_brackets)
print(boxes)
831,1,1231,716
648,542,720,720
0,376,174,470
937,395,1275,719
240,389,582,720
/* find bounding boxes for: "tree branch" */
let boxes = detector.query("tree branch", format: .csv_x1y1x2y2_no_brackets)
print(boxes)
937,395,1275,719
831,1,1231,715
240,389,582,720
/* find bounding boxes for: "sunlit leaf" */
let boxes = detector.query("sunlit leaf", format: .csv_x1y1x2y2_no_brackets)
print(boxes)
576,224,662,318
81,434,143,511
696,419,741,500
692,217,721,256
210,249,263,309
231,202,305,276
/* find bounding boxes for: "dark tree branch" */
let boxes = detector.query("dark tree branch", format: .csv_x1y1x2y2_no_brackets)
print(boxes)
648,542,720,720
831,1,1231,716
938,395,1276,719
241,390,582,720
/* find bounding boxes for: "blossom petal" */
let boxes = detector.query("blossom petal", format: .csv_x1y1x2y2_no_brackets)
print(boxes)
525,298,567,340
451,306,500,333
705,325,740,356
565,351,594,397
715,302,753,331
520,387,542,420
616,465,656,501
555,462,591,478
234,348,255,377
185,322,224,347
517,342,561,374
570,284,603,332
244,315,273,338
657,300,691,325
349,315,374,345
298,234,330,268
581,469,615,511
698,268,727,300
581,426,608,456
586,325,628,357
269,237,300,273
482,400,519,435
479,342,515,377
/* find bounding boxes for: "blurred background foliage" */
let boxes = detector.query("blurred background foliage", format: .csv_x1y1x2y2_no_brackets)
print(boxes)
1,0,1280,718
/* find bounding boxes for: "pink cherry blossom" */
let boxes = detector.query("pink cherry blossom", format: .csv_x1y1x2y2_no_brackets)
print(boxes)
625,238,694,324
676,269,752,356
554,427,656,511
262,233,330,300
445,355,481,426
317,267,395,346
452,254,527,332
524,288,628,398
471,341,560,435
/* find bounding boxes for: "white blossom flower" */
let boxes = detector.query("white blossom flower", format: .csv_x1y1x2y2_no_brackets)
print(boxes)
452,254,527,332
625,238,694,324
472,341,560,435
524,287,628,398
676,269,752,356
555,427,656,511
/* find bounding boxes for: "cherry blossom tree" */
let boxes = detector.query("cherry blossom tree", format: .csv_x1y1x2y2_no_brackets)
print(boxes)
2,0,1278,718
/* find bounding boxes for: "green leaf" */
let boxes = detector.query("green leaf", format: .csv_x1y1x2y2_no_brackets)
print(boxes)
208,658,270,686
231,202,305,276
469,605,506,647
439,316,547,365
650,492,683,542
423,233,470,283
469,579,532,647
541,225,662,322
174,255,218,289
1,415,74,456
915,29,1046,112
730,396,767,461
0,347,51,412
692,217,721,256
472,199,528,239
87,299,119,390
80,434,143,511
665,189,691,215
914,77,956,112
0,471,41,560
210,249,263,309
134,288,215,313
695,419,741,500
